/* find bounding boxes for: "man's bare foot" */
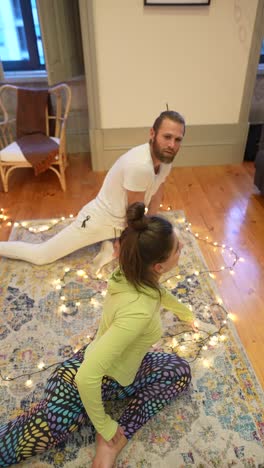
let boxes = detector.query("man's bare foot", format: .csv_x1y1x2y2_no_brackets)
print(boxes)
92,433,128,468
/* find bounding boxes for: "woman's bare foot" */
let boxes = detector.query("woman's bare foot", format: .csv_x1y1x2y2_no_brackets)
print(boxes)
92,433,128,468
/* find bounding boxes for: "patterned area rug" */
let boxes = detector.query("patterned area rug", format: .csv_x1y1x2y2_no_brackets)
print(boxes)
0,212,263,468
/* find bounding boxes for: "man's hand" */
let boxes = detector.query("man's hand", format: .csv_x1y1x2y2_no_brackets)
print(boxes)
113,239,120,258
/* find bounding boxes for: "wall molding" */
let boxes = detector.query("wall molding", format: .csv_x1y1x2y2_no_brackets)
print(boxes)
89,122,249,171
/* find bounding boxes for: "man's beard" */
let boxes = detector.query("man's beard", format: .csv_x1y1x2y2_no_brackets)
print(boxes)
151,138,177,164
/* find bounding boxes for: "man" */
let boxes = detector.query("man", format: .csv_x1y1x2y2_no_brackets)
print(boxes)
0,111,185,269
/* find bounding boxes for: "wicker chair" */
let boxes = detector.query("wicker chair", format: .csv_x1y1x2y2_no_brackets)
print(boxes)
0,83,71,192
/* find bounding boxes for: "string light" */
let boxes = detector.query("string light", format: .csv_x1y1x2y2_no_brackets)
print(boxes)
0,302,232,385
0,213,76,234
1,207,242,279
0,206,241,385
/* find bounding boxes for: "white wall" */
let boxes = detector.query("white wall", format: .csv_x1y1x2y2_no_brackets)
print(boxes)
92,0,258,128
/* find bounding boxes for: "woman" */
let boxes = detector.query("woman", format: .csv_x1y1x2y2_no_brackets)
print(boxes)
0,202,195,468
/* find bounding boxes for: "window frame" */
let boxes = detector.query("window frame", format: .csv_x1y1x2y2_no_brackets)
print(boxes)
2,0,45,72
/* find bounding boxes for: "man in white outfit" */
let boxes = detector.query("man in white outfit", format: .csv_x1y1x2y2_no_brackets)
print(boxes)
0,111,185,269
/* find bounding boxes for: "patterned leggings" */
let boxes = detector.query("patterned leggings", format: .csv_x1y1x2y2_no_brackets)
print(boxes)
0,346,191,467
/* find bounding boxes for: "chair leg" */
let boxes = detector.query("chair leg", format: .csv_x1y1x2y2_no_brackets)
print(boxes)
0,165,8,192
58,162,66,191
60,170,66,191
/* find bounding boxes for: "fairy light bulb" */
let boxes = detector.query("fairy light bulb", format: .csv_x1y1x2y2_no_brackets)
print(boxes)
91,298,99,307
203,359,210,368
77,270,85,277
210,336,218,344
159,203,163,208
25,378,33,388
61,216,65,221
227,313,236,321
75,301,81,306
69,214,74,218
97,273,103,279
219,335,226,341
101,290,107,297
172,337,178,348
64,267,70,273
37,362,45,370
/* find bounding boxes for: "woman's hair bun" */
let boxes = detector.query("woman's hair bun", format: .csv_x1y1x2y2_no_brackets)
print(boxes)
127,202,148,231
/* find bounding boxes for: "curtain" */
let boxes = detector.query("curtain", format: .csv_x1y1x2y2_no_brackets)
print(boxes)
37,0,84,85
0,61,4,82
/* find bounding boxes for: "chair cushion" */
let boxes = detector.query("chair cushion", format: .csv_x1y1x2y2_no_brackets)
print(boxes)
0,137,60,162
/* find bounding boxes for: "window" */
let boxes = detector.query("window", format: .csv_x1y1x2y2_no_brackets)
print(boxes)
0,0,45,71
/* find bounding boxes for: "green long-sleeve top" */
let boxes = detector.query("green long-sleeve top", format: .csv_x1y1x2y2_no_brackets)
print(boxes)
75,268,194,441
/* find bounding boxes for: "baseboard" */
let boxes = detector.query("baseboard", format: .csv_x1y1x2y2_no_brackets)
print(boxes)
89,123,249,171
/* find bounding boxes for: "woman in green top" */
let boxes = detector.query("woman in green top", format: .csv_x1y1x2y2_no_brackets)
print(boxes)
0,202,195,468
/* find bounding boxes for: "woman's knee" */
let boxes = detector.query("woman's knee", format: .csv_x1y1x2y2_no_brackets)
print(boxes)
162,354,192,386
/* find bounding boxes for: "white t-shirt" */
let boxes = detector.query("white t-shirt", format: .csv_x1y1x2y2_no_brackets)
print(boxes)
95,143,171,228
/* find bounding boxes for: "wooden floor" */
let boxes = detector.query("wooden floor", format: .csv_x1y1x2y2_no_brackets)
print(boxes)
0,155,263,389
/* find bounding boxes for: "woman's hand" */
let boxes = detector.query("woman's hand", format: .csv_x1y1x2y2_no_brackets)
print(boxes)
105,425,125,447
190,320,199,332
93,427,127,467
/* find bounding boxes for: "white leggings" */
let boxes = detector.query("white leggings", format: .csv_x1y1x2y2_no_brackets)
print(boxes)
0,201,122,265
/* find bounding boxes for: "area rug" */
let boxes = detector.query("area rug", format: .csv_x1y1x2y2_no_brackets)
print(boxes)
0,212,263,468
